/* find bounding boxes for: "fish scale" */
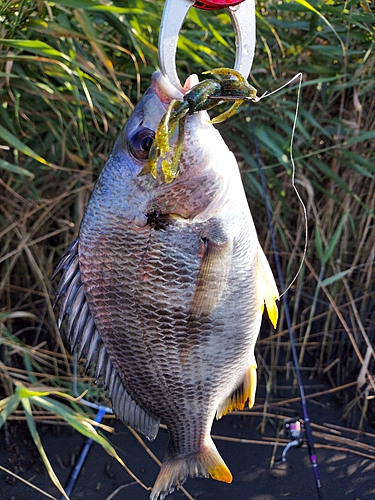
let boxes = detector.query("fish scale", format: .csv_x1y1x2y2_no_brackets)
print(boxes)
54,71,279,500
79,209,259,438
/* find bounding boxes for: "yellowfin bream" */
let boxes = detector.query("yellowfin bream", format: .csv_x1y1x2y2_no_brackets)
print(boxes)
54,71,278,500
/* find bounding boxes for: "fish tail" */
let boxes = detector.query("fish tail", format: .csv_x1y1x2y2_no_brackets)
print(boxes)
150,439,232,500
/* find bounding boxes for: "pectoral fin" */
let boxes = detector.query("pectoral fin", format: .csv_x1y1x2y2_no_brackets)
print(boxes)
257,247,279,328
190,237,232,318
216,362,257,420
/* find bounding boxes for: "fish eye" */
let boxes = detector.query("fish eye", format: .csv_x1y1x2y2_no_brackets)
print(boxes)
129,127,155,161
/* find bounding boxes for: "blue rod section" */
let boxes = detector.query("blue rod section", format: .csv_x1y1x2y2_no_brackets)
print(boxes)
60,406,107,499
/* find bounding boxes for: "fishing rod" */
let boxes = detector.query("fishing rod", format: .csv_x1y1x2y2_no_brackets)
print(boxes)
249,104,324,500
60,406,107,500
59,354,112,500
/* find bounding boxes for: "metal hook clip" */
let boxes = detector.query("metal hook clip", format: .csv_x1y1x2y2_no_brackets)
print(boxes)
158,0,256,90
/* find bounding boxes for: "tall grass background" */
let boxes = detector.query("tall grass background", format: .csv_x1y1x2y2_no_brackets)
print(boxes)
0,0,374,497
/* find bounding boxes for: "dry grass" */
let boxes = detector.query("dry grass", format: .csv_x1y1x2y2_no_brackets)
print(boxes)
0,0,374,496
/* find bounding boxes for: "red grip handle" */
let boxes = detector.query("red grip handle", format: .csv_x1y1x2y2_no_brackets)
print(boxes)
193,0,245,11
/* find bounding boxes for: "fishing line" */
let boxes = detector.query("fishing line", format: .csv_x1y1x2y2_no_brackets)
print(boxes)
255,72,308,298
248,78,324,500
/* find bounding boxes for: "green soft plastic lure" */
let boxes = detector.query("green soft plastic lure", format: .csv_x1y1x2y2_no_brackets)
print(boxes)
146,68,258,183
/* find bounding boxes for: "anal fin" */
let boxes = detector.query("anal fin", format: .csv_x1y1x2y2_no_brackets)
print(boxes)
216,363,257,420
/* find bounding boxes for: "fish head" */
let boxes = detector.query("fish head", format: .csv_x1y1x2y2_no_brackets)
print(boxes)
93,71,236,225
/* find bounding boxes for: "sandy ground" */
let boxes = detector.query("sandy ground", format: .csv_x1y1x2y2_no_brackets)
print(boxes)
1,382,375,500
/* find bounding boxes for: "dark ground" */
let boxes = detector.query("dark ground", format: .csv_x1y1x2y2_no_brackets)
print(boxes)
1,380,375,500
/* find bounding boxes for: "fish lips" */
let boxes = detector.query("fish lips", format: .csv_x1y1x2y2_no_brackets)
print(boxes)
111,71,202,180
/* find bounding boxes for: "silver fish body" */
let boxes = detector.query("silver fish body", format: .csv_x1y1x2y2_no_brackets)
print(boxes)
54,71,278,499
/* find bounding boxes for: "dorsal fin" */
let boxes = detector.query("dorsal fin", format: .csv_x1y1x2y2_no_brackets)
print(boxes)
53,239,160,440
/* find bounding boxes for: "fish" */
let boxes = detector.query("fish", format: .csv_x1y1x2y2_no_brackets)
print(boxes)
53,70,279,500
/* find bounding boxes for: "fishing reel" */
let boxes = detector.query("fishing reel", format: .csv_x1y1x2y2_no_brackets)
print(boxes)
275,418,306,464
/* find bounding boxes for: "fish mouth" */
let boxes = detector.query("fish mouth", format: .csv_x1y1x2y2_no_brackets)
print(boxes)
151,71,199,107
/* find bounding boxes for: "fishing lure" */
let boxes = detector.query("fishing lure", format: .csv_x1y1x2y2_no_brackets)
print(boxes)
144,68,258,183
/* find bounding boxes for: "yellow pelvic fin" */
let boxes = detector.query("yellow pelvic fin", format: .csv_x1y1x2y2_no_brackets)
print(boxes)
216,363,257,420
257,247,279,328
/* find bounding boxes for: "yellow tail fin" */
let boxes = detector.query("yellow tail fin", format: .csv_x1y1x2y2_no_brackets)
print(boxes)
150,439,232,500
